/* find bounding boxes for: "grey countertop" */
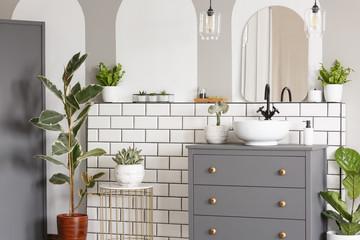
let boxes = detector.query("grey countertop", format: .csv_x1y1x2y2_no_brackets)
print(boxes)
186,143,328,151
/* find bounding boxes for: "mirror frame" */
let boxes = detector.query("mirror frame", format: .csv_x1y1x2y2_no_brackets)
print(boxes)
231,0,323,102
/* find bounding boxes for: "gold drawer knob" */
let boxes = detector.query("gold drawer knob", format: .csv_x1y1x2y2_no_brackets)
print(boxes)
209,228,217,235
209,167,216,174
279,169,286,176
209,198,217,204
279,232,287,239
279,201,286,207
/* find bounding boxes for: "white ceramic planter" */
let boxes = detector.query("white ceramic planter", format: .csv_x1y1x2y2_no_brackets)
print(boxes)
138,95,147,102
324,84,343,102
327,231,360,240
158,95,168,102
115,164,145,186
102,86,121,102
149,95,158,102
205,125,228,144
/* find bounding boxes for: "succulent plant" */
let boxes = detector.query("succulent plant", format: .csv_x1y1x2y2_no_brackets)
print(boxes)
208,101,229,126
139,91,147,95
149,93,157,96
112,147,144,165
161,90,167,95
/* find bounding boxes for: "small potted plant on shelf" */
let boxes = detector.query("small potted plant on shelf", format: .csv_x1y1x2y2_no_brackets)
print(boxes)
29,53,107,240
320,146,360,239
318,60,353,102
149,92,158,102
96,62,125,102
205,101,229,144
112,147,145,186
159,90,168,102
138,91,147,102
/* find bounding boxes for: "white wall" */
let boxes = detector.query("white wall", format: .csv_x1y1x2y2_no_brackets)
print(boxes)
232,0,322,101
116,0,197,102
12,0,86,234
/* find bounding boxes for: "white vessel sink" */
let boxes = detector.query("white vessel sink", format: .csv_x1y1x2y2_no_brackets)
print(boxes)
233,120,290,146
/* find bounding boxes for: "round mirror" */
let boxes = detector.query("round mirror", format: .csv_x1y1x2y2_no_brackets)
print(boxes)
240,6,308,102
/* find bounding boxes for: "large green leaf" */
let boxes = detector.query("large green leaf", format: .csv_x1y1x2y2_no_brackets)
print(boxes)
320,191,352,221
58,133,77,148
72,143,83,170
81,172,89,185
339,222,360,235
91,172,105,180
343,173,360,200
66,93,80,110
37,75,63,101
353,206,360,223
73,114,87,136
52,140,72,156
39,110,64,125
34,155,66,168
77,148,106,163
322,210,345,228
29,118,63,132
63,53,88,86
75,103,93,122
71,82,81,95
75,84,103,104
49,173,70,185
335,146,360,174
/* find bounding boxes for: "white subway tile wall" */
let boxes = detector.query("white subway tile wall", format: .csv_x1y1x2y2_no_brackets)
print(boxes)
87,103,345,240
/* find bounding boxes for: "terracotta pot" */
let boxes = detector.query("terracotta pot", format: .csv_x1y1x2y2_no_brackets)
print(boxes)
57,213,88,240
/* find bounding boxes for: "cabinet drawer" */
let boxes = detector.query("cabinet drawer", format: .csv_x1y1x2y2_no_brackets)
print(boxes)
193,155,305,188
194,215,305,240
194,185,305,219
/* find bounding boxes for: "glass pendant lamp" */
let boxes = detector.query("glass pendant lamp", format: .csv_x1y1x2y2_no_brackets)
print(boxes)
305,0,325,37
199,0,221,40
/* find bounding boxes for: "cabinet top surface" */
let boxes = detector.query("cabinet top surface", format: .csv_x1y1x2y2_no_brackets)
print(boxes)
186,144,327,151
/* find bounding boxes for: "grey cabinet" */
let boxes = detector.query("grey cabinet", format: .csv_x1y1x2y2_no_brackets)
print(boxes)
188,144,327,240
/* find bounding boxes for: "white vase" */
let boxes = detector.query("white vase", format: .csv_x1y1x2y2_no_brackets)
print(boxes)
205,125,228,144
102,86,121,102
324,84,343,102
149,95,158,102
115,164,145,186
138,95,147,102
158,95,168,102
327,231,360,240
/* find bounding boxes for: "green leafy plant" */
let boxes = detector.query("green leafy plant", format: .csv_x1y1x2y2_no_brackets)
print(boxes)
161,90,167,95
96,62,125,86
149,93,157,96
208,101,229,126
320,146,360,235
112,147,144,165
139,91,147,95
29,53,106,216
318,60,354,85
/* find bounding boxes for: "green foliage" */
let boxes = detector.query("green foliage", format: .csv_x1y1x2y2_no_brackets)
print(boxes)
139,91,147,95
318,60,354,85
208,101,229,126
149,93,157,96
96,62,125,86
161,90,167,95
112,147,144,165
29,52,106,216
320,146,360,235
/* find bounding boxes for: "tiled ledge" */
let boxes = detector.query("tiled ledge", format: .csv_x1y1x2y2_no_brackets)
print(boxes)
86,102,345,240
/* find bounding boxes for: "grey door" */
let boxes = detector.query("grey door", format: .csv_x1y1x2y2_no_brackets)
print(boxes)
0,20,46,240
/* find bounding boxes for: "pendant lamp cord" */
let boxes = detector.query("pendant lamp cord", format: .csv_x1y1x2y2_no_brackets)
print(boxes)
210,0,212,8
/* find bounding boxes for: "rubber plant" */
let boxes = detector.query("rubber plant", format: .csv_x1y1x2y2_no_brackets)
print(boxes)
320,146,360,235
208,101,229,126
29,52,106,216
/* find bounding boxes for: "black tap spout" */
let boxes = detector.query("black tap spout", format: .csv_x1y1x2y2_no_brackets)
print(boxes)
257,84,280,120
281,87,292,102
264,84,270,114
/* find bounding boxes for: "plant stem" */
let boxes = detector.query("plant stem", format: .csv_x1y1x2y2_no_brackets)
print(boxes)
68,85,74,216
216,113,221,126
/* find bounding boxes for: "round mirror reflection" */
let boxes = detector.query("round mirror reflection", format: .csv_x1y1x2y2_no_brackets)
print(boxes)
240,6,308,102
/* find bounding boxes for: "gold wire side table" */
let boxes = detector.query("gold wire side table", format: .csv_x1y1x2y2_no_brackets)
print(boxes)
99,183,153,240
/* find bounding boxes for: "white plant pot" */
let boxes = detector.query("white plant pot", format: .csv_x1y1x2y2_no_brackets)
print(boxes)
102,86,121,102
115,164,145,186
205,125,228,144
324,84,343,102
149,96,158,102
327,231,360,240
158,95,168,102
138,95,147,102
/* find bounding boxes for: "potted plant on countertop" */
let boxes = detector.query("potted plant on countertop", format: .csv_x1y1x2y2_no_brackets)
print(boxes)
96,62,125,102
318,60,353,102
113,147,145,186
149,92,158,102
29,53,106,240
320,146,360,239
159,90,168,102
138,91,147,102
205,101,229,144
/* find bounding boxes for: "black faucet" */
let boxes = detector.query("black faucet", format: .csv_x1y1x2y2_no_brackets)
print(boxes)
281,87,292,102
257,84,279,120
